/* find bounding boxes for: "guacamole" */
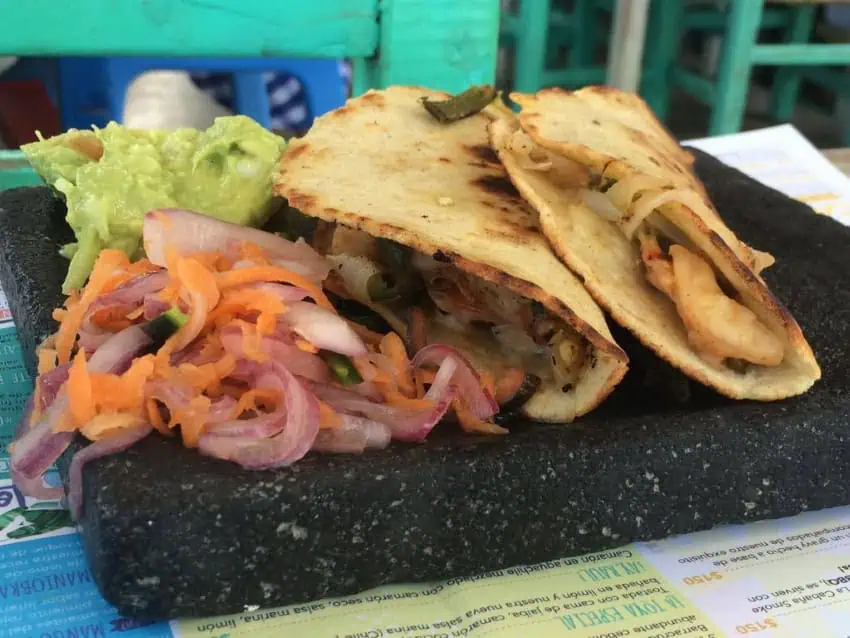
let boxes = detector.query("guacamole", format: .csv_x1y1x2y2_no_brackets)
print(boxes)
22,116,285,293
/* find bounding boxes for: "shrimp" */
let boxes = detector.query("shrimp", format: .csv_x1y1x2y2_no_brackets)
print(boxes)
668,245,784,367
638,230,675,298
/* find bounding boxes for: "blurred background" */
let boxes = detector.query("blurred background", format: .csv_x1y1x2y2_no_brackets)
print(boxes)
0,0,848,148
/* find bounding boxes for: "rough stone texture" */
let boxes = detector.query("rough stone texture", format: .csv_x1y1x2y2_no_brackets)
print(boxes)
0,150,848,620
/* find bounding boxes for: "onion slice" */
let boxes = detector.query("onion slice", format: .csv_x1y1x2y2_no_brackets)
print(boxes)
12,382,64,499
11,396,73,481
312,355,459,442
82,271,169,330
11,324,154,497
11,468,64,501
284,302,368,357
143,209,331,282
199,362,319,468
68,422,153,520
412,344,498,420
37,364,71,412
88,324,155,375
580,189,622,223
220,327,330,383
312,415,391,453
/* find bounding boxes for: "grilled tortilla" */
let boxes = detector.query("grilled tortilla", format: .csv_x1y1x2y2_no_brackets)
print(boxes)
275,86,628,422
497,87,820,400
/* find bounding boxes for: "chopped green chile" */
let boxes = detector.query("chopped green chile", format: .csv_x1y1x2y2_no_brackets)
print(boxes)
320,351,363,386
420,86,498,123
376,238,412,271
142,306,189,347
367,272,401,302
326,292,393,334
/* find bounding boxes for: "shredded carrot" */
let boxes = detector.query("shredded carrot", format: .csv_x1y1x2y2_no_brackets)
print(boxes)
64,351,94,428
453,398,508,435
494,368,525,404
119,355,157,403
99,272,134,295
89,306,133,331
52,308,67,323
354,358,394,387
379,333,415,398
319,401,342,429
256,311,277,338
172,395,212,448
158,279,182,305
170,256,220,350
239,241,270,265
238,321,268,362
37,348,57,375
480,372,496,398
126,306,145,321
154,336,179,374
169,354,236,394
54,250,130,364
87,374,129,412
235,388,280,417
192,333,226,366
146,398,169,435
345,320,384,345
79,412,140,441
295,338,318,353
62,353,157,435
414,368,437,398
217,266,334,311
125,258,160,276
383,390,435,411
206,288,285,329
177,257,220,307
187,251,231,272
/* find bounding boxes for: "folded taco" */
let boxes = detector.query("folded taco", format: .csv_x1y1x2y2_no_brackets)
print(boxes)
275,86,628,422
493,86,820,400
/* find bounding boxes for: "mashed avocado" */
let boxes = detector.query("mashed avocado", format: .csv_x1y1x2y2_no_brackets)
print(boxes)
22,116,285,293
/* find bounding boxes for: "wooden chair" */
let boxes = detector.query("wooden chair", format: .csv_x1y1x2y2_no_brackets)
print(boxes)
0,0,501,104
643,0,850,142
500,0,606,92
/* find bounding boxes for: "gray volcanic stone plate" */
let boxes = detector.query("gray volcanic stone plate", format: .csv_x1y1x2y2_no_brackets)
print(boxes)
0,149,847,620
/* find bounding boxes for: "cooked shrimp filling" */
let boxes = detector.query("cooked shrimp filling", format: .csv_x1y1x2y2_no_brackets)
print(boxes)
572,163,785,370
638,232,783,367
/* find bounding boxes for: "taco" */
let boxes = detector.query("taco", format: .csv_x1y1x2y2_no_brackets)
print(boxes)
494,86,820,400
275,86,628,422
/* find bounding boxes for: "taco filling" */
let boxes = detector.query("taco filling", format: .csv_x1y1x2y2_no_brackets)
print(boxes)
506,126,784,371
321,228,590,409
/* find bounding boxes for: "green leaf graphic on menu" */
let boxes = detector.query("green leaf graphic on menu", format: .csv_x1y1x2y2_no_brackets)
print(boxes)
0,507,72,539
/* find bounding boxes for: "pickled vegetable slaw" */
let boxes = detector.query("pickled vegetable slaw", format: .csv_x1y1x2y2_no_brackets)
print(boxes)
9,209,518,519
